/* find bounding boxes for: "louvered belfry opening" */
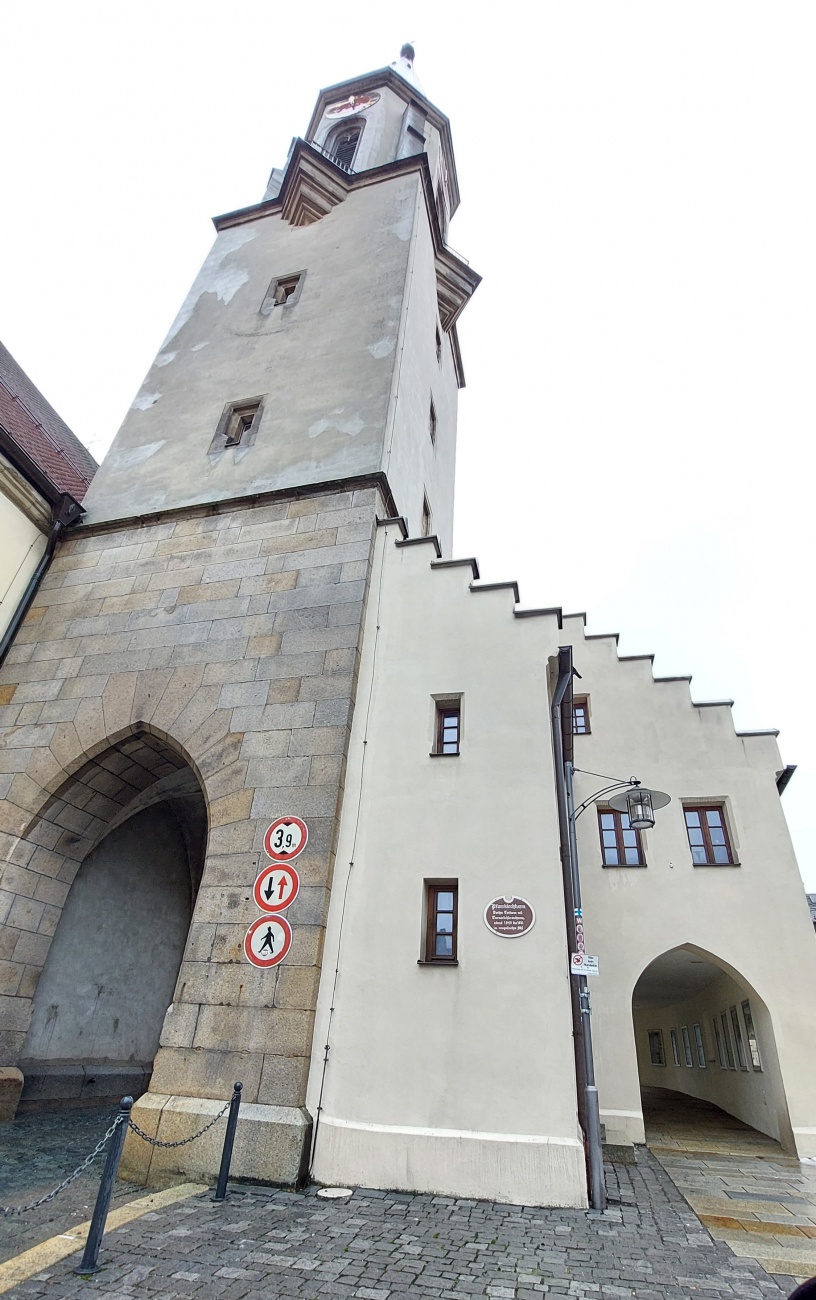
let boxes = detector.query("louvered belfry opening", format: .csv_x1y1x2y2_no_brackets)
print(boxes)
329,125,361,171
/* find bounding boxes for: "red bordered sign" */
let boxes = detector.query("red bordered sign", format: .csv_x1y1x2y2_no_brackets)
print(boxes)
253,864,300,914
244,914,293,968
264,816,308,862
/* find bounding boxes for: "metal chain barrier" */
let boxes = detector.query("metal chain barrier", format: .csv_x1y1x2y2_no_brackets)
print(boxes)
127,1100,230,1148
1,1113,125,1216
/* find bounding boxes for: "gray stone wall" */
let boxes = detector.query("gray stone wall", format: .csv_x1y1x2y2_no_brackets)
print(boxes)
0,484,382,1116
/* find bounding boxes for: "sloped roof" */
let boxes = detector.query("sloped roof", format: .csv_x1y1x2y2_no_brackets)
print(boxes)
0,341,97,503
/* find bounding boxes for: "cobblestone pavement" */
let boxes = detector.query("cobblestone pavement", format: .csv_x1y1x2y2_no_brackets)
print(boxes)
0,1106,142,1263
2,1147,795,1300
643,1088,816,1288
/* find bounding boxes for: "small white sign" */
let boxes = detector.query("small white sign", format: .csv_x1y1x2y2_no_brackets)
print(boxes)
571,953,599,976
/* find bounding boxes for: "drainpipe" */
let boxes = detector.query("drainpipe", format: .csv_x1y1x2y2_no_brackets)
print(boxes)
551,645,606,1211
0,493,83,668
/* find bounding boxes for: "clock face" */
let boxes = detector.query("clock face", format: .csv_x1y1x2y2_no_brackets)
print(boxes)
327,92,380,117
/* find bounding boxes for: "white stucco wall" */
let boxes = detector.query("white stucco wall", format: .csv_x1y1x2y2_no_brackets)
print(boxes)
310,533,816,1206
559,614,816,1156
308,527,585,1207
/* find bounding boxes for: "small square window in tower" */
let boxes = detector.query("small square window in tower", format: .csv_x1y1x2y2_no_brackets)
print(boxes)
429,398,437,446
260,272,304,315
210,397,265,455
421,494,432,537
423,880,458,963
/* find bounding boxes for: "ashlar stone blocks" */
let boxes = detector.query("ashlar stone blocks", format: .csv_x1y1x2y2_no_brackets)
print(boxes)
0,484,381,1181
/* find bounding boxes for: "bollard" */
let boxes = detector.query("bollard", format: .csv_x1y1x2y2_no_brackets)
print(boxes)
74,1095,133,1274
212,1082,243,1202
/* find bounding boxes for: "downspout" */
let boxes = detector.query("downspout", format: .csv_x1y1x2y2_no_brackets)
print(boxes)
0,493,83,668
550,644,606,1210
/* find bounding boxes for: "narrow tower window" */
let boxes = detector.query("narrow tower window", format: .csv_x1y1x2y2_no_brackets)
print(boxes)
435,325,442,363
429,398,437,446
260,272,304,315
210,396,265,455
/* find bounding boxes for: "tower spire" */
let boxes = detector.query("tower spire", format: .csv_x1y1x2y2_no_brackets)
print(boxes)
391,42,423,90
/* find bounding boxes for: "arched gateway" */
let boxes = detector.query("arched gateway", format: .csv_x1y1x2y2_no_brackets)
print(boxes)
8,727,206,1109
632,944,795,1152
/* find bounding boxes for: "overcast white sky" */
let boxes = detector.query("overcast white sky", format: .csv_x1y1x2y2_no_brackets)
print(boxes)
2,2,814,888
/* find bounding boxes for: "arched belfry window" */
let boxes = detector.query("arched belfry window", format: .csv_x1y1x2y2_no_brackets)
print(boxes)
324,119,364,172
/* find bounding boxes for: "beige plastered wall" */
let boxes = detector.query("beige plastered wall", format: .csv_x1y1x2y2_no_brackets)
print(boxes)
0,478,48,644
559,615,816,1157
634,969,792,1146
308,527,586,1207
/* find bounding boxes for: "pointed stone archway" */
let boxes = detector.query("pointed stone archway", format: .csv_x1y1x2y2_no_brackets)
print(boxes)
632,944,795,1154
7,726,207,1110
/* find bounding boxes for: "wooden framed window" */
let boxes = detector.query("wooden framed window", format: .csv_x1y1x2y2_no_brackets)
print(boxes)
424,880,458,963
598,808,645,867
421,494,432,537
573,697,590,735
741,1000,762,1071
681,1025,693,1067
435,702,461,755
647,1030,665,1066
683,805,733,865
429,398,437,446
670,1028,681,1066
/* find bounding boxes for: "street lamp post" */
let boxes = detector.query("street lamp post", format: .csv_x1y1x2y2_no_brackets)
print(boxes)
551,645,671,1212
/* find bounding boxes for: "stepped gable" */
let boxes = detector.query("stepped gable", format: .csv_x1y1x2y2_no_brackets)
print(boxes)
395,531,783,743
0,341,97,503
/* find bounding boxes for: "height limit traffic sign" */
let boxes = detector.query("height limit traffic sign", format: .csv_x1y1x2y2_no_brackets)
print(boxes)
264,816,308,862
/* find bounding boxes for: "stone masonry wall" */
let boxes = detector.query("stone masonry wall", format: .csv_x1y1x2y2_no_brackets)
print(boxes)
0,483,382,1112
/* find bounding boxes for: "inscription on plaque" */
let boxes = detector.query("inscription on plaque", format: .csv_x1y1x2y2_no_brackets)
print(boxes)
484,895,535,938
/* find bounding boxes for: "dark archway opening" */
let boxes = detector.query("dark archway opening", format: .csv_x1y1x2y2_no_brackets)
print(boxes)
632,945,794,1153
18,730,206,1110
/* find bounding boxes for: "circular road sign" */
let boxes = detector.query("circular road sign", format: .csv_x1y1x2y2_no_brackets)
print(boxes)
253,864,300,914
264,816,308,862
244,914,293,969
484,895,536,938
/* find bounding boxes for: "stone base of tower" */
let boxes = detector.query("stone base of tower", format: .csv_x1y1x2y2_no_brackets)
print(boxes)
120,1092,312,1188
311,1116,587,1209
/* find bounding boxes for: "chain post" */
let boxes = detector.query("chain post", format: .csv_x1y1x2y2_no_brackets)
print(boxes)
74,1095,132,1275
212,1082,243,1202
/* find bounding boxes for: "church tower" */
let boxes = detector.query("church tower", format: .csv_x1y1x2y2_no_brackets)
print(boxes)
0,49,479,1181
82,45,479,556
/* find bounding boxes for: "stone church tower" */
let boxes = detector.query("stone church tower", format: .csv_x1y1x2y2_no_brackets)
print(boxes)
0,49,478,1182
